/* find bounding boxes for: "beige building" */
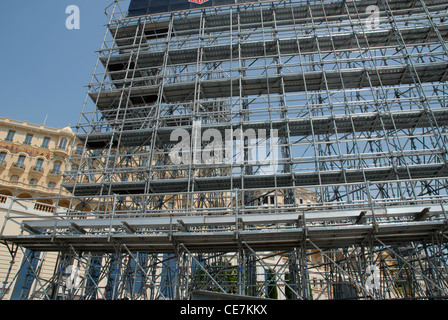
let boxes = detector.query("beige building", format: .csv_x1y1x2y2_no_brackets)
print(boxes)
0,117,80,202
0,117,82,300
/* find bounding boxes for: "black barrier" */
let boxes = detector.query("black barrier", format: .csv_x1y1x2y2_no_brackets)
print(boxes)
128,0,262,16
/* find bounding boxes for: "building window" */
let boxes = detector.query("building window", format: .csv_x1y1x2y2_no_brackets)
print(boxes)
0,152,6,165
48,182,56,188
24,134,33,145
5,130,15,142
15,155,26,169
42,137,50,148
10,250,40,300
58,138,67,150
51,161,62,174
262,195,275,205
34,159,44,172
75,145,83,155
30,179,37,185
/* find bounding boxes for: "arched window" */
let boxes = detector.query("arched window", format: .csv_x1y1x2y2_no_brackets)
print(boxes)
58,138,67,150
15,155,26,169
0,189,13,197
52,161,62,174
75,144,84,155
34,158,44,172
0,152,6,165
17,192,32,199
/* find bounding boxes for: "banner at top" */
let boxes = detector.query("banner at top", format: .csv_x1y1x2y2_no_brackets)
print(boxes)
128,0,262,17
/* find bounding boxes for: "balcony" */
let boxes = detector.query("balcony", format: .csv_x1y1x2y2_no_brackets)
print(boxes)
34,202,55,214
53,149,70,157
48,168,63,180
0,177,71,197
31,166,44,175
50,169,60,175
11,162,26,172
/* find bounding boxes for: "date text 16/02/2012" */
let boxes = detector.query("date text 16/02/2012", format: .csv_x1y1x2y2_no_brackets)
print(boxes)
180,304,268,317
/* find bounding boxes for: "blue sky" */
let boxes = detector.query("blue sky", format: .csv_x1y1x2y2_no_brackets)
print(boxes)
0,0,130,129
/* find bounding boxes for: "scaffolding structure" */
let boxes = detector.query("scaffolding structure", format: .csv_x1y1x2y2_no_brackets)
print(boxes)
1,0,448,300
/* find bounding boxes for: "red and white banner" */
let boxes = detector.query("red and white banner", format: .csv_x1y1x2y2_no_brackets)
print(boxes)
188,0,210,4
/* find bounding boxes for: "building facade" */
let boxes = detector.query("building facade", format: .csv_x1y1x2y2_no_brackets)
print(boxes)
0,117,80,203
0,117,81,299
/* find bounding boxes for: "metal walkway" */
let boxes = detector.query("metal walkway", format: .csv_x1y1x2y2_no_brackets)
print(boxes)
3,204,447,253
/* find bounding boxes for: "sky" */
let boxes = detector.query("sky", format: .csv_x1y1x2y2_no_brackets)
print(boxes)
0,0,130,130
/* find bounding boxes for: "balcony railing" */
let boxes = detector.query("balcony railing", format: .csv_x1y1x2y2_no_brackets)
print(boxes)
34,202,55,213
31,166,44,173
12,162,25,170
50,169,61,175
